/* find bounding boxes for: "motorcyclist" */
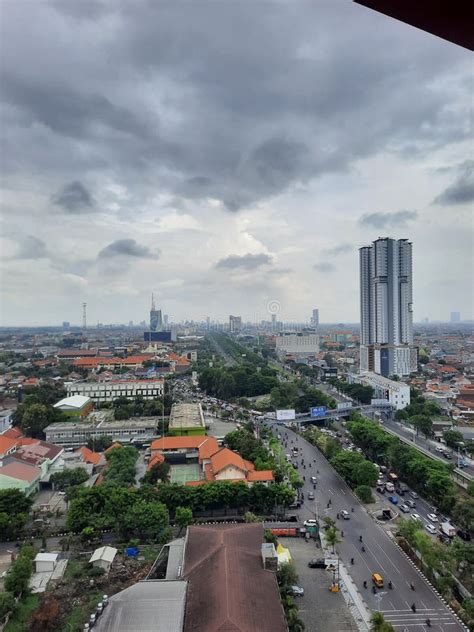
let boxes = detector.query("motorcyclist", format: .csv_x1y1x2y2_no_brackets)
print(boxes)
363,580,367,589
350,558,354,565
372,586,376,594
361,546,365,552
388,581,392,589
411,603,416,613
410,582,415,591
351,507,354,512
359,535,363,543
425,619,431,627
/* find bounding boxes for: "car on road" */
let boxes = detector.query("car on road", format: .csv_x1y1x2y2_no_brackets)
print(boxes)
308,492,315,500
406,499,416,508
435,445,444,453
376,485,385,494
427,513,438,523
409,491,419,499
411,513,422,522
457,529,471,541
388,495,398,504
425,523,437,534
310,476,317,484
308,558,327,568
290,585,305,597
340,510,350,520
372,573,384,588
304,519,318,527
400,503,410,513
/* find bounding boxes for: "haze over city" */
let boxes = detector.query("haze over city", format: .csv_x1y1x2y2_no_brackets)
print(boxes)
1,1,472,326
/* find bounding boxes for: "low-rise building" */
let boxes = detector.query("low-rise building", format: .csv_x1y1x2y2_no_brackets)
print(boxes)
53,395,93,419
168,403,205,436
66,379,164,404
89,546,118,572
44,417,159,447
275,332,319,358
0,461,42,495
352,372,410,409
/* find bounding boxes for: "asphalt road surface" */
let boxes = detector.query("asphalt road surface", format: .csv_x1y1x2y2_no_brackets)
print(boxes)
268,423,465,632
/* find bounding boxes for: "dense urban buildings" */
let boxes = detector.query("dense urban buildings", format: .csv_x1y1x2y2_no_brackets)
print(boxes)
275,331,320,359
229,315,242,333
359,237,417,377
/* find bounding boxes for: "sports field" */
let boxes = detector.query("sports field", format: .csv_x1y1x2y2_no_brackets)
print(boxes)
170,463,201,484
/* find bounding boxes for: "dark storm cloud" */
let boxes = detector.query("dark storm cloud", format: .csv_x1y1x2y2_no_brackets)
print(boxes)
433,160,474,205
1,1,470,216
359,210,417,228
98,239,156,259
313,262,335,273
53,181,94,213
325,244,352,256
216,253,272,270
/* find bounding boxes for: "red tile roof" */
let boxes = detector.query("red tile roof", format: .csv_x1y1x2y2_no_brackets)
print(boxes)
247,470,274,482
209,448,249,475
104,442,122,453
2,427,23,440
76,446,102,466
147,453,165,470
0,436,17,456
0,461,41,483
151,436,219,463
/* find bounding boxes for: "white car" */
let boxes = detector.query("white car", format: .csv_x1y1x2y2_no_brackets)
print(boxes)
304,519,318,527
427,513,438,523
290,585,305,597
425,523,437,534
400,504,410,513
411,513,422,522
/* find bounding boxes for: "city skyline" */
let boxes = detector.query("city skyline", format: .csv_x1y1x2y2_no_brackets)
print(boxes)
1,2,472,326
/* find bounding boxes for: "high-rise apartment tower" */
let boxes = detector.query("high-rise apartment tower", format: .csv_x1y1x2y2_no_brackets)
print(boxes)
359,237,417,377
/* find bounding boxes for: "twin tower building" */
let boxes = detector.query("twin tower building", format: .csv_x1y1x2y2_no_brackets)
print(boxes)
359,237,417,377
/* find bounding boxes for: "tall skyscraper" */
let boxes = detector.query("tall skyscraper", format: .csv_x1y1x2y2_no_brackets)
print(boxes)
150,294,162,332
450,311,461,323
359,237,416,377
229,315,242,333
310,308,319,329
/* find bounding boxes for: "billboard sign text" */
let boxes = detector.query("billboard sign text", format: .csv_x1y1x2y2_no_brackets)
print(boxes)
276,409,296,421
310,406,327,418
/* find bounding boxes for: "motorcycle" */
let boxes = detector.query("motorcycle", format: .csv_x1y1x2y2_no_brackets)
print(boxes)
411,604,416,613
363,581,367,589
388,581,392,589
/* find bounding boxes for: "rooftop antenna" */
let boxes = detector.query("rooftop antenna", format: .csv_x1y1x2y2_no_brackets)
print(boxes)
82,302,87,330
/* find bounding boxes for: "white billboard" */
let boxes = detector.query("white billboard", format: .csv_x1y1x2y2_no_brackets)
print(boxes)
276,409,296,421
337,402,352,411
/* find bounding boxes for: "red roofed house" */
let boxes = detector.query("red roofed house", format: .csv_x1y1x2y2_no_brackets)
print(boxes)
75,446,105,467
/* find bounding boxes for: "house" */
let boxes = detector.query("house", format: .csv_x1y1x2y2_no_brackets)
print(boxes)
0,461,42,495
89,546,118,572
75,446,105,467
0,435,18,459
202,447,274,486
35,553,58,573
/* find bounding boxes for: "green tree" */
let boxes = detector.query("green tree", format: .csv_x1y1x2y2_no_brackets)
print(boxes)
370,611,395,632
86,435,113,452
397,518,421,545
443,430,464,449
277,562,298,591
124,499,169,541
50,467,89,491
355,485,374,503
410,415,433,438
175,506,193,534
452,496,474,532
21,403,52,438
142,461,171,485
5,546,35,597
0,489,32,516
0,592,15,619
355,461,378,487
325,526,341,553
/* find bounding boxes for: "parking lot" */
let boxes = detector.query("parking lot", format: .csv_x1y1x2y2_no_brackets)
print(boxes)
279,537,358,632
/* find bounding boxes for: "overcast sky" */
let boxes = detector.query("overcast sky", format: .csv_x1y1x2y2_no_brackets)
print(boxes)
1,0,472,326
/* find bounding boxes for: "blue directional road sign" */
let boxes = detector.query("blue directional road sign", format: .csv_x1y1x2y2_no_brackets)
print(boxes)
310,406,327,418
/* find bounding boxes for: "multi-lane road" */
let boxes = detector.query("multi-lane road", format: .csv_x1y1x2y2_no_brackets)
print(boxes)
267,422,465,632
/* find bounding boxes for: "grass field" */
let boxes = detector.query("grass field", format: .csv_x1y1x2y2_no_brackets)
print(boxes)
170,463,201,484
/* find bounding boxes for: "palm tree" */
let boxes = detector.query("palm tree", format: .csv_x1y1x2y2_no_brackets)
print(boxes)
325,526,341,554
370,612,395,632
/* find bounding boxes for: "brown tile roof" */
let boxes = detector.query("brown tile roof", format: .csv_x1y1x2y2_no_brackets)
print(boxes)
183,523,287,632
209,448,248,475
0,461,41,483
2,427,23,440
0,436,17,456
147,453,165,470
151,436,219,463
247,470,274,482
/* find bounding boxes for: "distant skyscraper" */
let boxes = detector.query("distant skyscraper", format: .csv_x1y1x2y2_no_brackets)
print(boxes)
163,314,169,326
450,311,461,323
149,294,162,331
311,309,319,329
206,316,210,331
229,315,242,333
62,321,70,329
271,314,277,331
359,237,416,377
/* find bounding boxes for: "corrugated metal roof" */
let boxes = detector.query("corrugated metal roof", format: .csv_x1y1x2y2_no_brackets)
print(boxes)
95,580,187,632
54,395,91,409
89,546,117,564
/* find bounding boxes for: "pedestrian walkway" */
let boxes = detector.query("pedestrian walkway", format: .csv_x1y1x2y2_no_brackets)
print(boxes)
381,606,457,629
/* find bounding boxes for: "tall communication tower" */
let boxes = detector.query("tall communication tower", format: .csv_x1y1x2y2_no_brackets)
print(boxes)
82,302,87,330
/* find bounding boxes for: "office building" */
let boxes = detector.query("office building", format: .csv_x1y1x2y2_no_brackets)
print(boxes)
359,237,416,377
150,294,163,332
229,315,242,333
44,417,160,447
450,312,461,323
168,403,206,436
275,332,319,358
67,379,164,404
351,372,410,410
310,308,319,329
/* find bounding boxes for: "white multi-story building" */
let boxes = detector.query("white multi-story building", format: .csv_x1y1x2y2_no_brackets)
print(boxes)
67,379,164,404
229,315,242,333
352,372,410,410
359,237,416,377
275,332,319,358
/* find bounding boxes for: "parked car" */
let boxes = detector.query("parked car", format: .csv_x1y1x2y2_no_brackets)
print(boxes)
425,523,437,535
308,558,327,568
400,504,410,513
304,519,318,527
457,529,471,541
427,513,438,523
411,513,422,522
290,585,305,597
